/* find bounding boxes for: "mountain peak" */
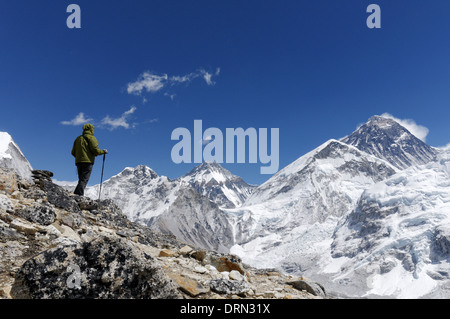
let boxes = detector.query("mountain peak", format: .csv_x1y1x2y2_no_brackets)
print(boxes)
181,162,256,209
120,165,158,179
367,115,397,126
341,116,437,169
184,161,233,182
0,132,32,180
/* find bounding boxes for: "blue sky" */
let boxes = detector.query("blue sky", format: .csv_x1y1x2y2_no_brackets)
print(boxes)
1,0,450,185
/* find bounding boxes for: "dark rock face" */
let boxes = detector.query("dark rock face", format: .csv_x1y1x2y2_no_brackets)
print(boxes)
10,236,181,299
41,180,81,214
431,226,450,261
341,116,437,169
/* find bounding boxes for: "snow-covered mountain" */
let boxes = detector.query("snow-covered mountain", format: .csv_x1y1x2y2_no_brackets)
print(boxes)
179,161,256,208
0,132,32,181
341,115,437,169
85,165,181,223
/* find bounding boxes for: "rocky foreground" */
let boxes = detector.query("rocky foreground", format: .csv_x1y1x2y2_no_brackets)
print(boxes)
0,168,327,299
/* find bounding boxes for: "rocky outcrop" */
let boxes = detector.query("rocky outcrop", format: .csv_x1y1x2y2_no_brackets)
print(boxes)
10,236,180,299
0,168,326,299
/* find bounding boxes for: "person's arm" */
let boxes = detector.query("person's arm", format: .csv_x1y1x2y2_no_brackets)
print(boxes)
85,135,106,156
71,138,77,157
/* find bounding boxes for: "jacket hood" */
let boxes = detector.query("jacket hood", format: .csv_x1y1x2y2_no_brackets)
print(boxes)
82,124,95,135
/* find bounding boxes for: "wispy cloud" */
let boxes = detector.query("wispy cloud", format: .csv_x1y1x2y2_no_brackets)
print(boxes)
61,112,94,126
201,67,221,86
127,67,220,97
127,73,168,95
101,106,137,130
380,113,429,142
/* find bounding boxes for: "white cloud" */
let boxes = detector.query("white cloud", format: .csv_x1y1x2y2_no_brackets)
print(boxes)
380,113,429,142
127,72,168,95
101,106,137,130
126,67,220,96
61,112,94,126
201,70,214,86
170,72,198,83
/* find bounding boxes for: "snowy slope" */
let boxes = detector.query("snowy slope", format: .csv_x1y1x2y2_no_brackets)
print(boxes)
242,139,396,226
0,132,32,181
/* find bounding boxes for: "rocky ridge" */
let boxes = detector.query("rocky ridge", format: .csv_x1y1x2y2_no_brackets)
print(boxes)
0,168,325,299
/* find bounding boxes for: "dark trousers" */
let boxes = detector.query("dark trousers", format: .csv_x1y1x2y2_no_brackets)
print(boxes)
74,163,94,196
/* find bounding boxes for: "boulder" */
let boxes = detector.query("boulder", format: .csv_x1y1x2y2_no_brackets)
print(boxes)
17,204,56,226
40,180,80,213
10,236,181,299
288,280,326,298
209,278,250,296
167,273,209,297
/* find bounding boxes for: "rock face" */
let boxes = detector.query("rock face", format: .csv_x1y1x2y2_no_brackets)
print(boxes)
0,168,324,299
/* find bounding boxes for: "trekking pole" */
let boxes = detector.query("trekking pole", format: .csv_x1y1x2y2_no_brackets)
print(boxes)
98,153,106,201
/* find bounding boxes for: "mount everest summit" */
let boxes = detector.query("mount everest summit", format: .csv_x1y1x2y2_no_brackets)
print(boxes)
3,114,450,298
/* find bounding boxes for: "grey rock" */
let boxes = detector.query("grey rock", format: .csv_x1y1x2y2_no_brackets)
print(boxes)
209,278,250,295
41,180,80,213
431,226,450,260
17,204,56,226
0,221,24,242
0,194,14,212
10,236,181,299
289,280,326,297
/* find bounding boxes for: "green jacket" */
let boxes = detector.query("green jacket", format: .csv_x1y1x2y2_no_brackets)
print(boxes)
71,124,106,164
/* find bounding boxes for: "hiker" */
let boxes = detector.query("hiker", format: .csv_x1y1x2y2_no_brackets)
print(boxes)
71,124,108,196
